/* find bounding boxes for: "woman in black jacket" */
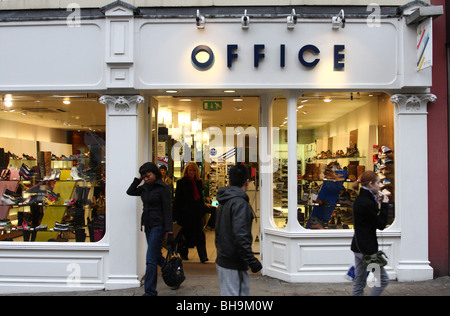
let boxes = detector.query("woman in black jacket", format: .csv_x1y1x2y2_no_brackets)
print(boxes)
351,170,390,296
173,162,208,263
127,162,173,296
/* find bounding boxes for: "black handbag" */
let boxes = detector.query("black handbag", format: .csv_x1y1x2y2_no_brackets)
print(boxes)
161,245,186,288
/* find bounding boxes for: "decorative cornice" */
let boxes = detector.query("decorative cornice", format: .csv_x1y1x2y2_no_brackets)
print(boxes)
100,95,144,116
390,93,436,115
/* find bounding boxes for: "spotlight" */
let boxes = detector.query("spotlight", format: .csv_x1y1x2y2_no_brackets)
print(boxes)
287,9,297,29
241,10,250,29
196,10,205,29
332,9,345,29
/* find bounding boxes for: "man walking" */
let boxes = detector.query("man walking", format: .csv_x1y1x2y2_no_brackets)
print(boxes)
215,164,262,296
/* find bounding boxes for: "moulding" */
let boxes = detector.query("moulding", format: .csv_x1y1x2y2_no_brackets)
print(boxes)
390,93,436,115
100,95,144,116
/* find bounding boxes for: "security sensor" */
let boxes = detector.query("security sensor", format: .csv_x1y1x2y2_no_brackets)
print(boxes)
196,10,205,29
332,9,345,29
242,9,250,29
287,9,297,29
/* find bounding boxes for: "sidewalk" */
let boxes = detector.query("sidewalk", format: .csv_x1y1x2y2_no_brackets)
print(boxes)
13,262,450,296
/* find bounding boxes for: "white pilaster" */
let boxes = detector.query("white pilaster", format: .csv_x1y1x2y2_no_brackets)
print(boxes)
100,95,144,290
391,93,436,281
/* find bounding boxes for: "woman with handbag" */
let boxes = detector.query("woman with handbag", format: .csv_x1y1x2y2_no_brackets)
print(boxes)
127,162,173,296
350,170,390,296
173,162,208,263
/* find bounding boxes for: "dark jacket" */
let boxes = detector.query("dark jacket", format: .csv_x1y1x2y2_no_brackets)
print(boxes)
126,177,173,233
173,177,205,245
351,188,389,255
215,186,261,271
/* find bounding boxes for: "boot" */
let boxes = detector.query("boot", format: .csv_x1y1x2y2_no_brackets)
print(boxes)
312,164,319,180
357,165,365,179
318,163,327,180
304,163,314,180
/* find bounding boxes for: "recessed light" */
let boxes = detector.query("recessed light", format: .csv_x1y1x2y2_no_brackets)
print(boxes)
233,98,243,102
166,90,178,94
224,90,235,93
323,98,332,103
180,99,192,102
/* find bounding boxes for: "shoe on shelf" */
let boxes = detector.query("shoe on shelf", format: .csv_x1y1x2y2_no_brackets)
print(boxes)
70,167,83,181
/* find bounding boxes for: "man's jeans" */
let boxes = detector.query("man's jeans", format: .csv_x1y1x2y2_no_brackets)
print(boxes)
144,225,165,296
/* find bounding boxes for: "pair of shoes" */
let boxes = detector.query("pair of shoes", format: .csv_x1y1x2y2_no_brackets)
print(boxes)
43,169,61,181
0,169,10,181
19,164,34,180
1,190,23,205
53,222,70,232
17,221,30,231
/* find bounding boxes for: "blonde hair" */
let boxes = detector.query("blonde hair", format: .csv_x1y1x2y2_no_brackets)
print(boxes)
182,162,200,180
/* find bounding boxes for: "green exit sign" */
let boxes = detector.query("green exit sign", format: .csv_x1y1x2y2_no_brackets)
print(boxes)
203,101,222,111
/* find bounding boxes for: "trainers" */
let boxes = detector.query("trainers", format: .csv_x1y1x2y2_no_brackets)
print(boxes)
35,224,47,231
382,146,392,153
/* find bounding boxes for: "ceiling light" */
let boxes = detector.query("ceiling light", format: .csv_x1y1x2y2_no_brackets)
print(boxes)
224,90,235,93
166,90,178,94
4,101,13,108
63,100,71,105
297,105,304,109
233,98,243,102
180,99,192,102
323,98,332,103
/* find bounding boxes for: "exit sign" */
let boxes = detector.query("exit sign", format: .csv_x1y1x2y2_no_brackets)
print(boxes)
203,101,222,111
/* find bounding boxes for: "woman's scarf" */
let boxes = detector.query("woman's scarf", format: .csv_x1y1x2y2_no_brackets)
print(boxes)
187,176,200,201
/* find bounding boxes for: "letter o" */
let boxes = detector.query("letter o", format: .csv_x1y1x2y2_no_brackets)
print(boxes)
191,45,215,70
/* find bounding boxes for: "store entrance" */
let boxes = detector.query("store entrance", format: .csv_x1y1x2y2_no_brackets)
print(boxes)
152,95,260,267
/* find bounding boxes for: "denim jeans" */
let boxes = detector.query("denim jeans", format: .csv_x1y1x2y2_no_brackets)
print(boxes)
144,225,165,296
352,252,390,296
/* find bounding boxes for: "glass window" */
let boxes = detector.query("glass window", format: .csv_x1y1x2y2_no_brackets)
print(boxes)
272,96,288,229
296,92,395,230
0,94,105,242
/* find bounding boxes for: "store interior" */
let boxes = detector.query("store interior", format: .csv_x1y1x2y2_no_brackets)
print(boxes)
0,91,395,252
0,94,106,243
153,91,395,262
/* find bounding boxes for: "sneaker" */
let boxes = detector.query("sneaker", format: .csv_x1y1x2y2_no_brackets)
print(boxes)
55,222,69,227
53,226,70,232
382,146,392,153
35,224,48,231
1,195,16,206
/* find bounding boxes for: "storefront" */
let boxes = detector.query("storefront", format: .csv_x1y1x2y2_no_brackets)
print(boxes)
0,1,443,293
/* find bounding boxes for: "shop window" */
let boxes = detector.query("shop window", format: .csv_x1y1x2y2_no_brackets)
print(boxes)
296,92,395,230
0,94,106,242
272,96,288,229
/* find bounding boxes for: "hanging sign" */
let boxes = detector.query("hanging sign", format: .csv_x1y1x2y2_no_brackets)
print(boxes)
203,101,222,111
417,18,433,71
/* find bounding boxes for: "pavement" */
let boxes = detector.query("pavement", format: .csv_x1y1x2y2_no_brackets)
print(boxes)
11,261,450,296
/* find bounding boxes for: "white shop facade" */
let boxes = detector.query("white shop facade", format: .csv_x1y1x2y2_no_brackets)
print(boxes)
0,1,441,293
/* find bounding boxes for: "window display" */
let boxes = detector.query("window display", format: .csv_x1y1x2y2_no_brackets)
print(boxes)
272,92,395,230
0,94,105,242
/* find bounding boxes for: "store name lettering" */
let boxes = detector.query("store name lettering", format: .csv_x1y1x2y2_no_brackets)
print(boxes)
191,44,345,70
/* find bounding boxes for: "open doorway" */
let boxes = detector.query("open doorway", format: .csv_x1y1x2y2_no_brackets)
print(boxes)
152,95,260,267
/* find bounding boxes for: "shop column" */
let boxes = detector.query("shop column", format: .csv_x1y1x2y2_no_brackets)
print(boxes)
391,93,436,281
100,95,144,290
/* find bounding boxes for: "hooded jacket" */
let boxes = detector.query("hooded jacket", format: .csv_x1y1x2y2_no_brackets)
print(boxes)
215,185,261,271
126,177,173,233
